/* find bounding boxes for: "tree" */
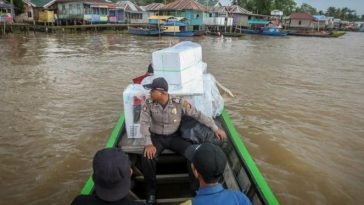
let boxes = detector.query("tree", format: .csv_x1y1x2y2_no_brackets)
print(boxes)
295,3,317,15
12,0,24,15
326,7,337,17
271,0,296,15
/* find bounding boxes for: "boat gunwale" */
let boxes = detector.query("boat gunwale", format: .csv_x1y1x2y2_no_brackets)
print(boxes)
80,114,125,195
221,110,280,205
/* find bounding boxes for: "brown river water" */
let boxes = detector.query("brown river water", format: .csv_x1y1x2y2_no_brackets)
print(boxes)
0,32,363,205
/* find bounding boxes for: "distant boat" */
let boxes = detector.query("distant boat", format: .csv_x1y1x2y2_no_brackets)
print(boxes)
261,27,288,36
128,27,162,36
237,28,262,35
287,31,345,38
162,18,204,37
207,31,243,37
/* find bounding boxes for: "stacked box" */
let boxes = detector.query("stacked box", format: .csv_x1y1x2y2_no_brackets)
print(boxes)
123,84,149,138
152,41,203,86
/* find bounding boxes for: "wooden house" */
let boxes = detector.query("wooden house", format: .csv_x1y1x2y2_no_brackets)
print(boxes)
57,0,117,24
115,1,145,24
226,5,251,27
285,12,314,29
140,2,164,20
22,0,57,23
159,0,208,31
0,0,13,23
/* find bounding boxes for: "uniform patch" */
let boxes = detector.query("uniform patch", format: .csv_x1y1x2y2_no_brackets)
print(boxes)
146,98,153,104
172,97,181,104
143,105,148,112
171,107,177,115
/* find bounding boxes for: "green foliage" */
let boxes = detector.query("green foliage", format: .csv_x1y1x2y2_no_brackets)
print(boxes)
13,0,24,15
294,3,317,15
325,6,359,21
271,0,296,15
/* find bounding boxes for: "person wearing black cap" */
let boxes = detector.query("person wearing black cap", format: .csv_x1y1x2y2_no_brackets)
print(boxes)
140,77,227,205
71,148,145,205
181,143,251,205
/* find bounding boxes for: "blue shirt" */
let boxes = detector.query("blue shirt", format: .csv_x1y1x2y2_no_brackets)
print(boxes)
190,184,252,205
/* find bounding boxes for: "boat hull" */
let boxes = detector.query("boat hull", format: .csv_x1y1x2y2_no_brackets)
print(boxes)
80,110,280,205
128,27,162,36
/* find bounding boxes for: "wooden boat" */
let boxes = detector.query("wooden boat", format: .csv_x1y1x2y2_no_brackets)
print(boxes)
207,31,243,37
128,27,162,36
261,27,288,36
238,28,262,35
287,31,345,38
162,19,204,37
79,110,280,205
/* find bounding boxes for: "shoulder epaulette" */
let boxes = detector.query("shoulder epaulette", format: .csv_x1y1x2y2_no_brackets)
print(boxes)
172,97,182,104
146,98,153,104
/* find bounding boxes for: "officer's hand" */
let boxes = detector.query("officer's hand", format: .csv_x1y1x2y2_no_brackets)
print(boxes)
144,144,157,159
215,129,227,140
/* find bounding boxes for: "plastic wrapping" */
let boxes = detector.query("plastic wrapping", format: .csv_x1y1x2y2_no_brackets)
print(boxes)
186,74,224,118
123,84,149,138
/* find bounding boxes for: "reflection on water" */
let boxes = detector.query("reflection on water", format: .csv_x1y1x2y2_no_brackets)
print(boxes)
0,32,363,205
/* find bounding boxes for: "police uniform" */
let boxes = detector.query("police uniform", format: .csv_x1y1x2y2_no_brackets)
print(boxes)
140,96,219,196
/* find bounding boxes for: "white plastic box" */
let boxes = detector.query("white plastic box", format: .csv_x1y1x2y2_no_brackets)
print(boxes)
123,84,149,138
152,41,202,71
154,61,205,86
141,62,206,96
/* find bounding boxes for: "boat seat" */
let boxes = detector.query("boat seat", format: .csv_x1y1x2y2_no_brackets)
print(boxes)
120,137,176,155
135,197,191,204
134,173,189,184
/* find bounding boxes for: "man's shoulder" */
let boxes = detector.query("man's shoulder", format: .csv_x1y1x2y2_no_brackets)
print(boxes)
171,96,183,104
222,189,252,205
71,195,146,205
71,195,93,205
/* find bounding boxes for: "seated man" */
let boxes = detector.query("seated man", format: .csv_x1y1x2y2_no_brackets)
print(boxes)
140,77,226,205
71,148,145,205
182,143,252,205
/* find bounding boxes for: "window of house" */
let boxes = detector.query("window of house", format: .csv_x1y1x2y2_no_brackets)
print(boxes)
196,14,199,19
27,11,32,18
77,4,81,14
299,20,301,25
209,13,212,17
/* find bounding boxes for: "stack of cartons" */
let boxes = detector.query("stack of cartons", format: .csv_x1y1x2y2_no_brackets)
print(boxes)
152,41,204,95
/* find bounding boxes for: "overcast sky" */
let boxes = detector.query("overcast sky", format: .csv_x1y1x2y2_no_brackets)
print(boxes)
295,0,364,15
219,0,364,15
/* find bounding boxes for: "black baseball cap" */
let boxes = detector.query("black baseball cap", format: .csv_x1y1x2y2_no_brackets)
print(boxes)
92,148,130,202
143,77,168,92
185,143,227,181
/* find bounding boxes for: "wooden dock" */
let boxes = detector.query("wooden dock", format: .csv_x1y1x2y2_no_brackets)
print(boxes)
1,23,148,35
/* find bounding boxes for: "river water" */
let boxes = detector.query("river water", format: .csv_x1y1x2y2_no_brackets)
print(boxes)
0,32,363,205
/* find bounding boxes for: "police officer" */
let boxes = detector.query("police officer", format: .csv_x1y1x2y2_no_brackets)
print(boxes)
140,77,226,205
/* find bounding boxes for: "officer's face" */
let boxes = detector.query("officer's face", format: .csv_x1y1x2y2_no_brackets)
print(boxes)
150,89,162,100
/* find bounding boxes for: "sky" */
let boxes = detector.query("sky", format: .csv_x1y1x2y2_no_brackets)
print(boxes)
218,0,364,15
295,0,364,15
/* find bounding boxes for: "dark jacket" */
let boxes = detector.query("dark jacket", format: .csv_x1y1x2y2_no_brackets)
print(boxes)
71,195,145,205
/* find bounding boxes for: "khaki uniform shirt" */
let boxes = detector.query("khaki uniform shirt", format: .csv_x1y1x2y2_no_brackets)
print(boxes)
140,96,219,145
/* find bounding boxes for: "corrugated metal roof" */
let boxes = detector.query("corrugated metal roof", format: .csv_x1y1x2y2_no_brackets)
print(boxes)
289,12,313,20
227,5,251,15
0,0,13,9
141,3,164,11
161,0,208,12
24,0,54,7
116,1,143,12
210,6,228,14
